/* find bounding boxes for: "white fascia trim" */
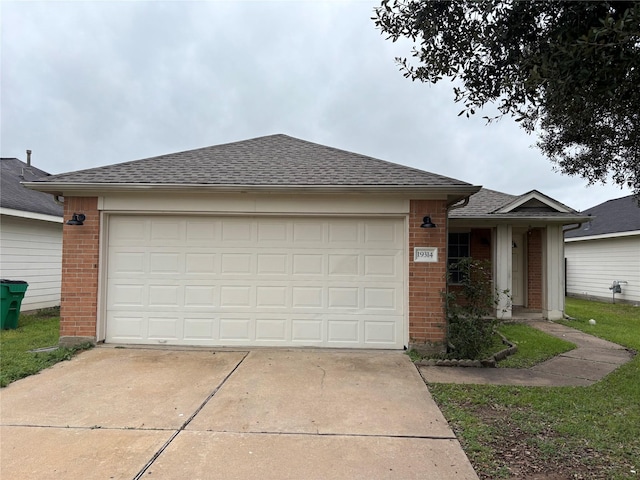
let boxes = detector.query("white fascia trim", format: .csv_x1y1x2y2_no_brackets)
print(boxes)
22,182,482,197
0,207,63,223
449,215,590,224
565,230,640,242
495,190,573,214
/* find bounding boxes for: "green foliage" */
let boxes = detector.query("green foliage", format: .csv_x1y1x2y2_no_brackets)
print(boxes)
428,299,640,478
374,1,640,196
0,310,91,387
444,258,508,359
496,323,575,368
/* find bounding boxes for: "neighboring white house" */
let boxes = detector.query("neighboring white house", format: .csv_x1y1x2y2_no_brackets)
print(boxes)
565,195,640,304
1,157,63,310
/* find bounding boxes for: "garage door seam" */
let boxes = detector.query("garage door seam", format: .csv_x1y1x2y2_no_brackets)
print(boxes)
131,351,250,480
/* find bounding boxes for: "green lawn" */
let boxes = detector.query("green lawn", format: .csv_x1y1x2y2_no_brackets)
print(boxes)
429,298,640,479
496,322,576,368
0,308,90,387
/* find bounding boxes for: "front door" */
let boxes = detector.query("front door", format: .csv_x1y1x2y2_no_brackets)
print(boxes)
512,233,524,306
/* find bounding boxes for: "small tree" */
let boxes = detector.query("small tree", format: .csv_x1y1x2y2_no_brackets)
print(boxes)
444,258,509,359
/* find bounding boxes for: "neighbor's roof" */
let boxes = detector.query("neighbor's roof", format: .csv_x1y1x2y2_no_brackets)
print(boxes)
0,158,63,218
24,134,478,195
564,195,640,238
450,188,588,223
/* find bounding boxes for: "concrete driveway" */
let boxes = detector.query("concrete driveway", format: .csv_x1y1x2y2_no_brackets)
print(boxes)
0,348,478,479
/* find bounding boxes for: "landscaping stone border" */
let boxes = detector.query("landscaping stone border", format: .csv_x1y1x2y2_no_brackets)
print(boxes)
415,330,518,368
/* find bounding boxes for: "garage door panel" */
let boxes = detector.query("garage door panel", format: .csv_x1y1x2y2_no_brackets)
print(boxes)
185,253,217,274
364,254,398,277
327,319,360,343
150,220,182,242
109,251,146,274
364,320,398,344
255,318,288,342
292,254,324,275
291,287,323,308
109,219,146,244
106,216,405,348
109,314,145,339
291,319,323,343
109,284,146,307
221,253,252,274
328,222,359,243
221,221,253,242
257,221,288,242
148,317,181,340
293,222,324,242
256,286,287,307
219,317,252,341
184,286,216,307
183,317,216,340
219,286,252,307
185,219,219,242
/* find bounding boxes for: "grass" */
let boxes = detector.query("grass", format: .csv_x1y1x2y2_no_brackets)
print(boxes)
429,298,640,479
495,322,576,368
0,308,91,387
408,322,576,368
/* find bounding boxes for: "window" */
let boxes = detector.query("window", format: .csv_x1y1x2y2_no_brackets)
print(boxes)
448,232,470,284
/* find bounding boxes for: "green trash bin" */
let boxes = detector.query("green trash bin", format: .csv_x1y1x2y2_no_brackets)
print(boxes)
1,280,29,330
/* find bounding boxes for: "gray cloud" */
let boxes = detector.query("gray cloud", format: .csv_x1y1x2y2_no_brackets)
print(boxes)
1,1,630,210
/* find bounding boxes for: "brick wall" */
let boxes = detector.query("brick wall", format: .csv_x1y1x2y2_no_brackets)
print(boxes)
527,228,543,309
408,199,448,351
470,228,492,261
60,197,100,345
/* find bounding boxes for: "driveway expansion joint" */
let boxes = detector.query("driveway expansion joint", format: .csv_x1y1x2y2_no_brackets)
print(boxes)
132,351,249,480
193,429,458,440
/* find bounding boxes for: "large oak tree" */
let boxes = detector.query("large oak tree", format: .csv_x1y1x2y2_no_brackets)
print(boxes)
374,1,640,197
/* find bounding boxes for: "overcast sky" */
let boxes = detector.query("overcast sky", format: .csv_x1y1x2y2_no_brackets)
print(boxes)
1,1,632,211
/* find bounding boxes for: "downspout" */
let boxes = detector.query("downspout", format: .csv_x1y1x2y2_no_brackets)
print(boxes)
52,195,64,206
447,196,470,211
563,223,585,234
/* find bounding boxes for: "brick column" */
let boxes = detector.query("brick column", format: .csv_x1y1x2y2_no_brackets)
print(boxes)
408,199,448,353
60,197,100,346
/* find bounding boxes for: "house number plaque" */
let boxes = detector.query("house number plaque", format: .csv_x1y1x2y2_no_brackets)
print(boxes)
414,247,438,263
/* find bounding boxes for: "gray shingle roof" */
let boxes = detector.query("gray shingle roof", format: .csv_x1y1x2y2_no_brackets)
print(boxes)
565,195,640,237
29,134,473,188
450,188,584,221
450,188,517,217
1,158,63,217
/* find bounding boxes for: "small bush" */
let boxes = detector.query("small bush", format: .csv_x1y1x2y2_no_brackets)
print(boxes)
444,258,510,359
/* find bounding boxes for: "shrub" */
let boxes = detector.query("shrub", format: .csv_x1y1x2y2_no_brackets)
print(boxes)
444,258,510,359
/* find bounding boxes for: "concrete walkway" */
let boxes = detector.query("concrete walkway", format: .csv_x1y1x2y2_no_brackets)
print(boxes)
0,348,478,479
418,321,634,386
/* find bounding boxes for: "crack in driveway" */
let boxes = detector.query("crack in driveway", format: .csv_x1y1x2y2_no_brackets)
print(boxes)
132,351,249,480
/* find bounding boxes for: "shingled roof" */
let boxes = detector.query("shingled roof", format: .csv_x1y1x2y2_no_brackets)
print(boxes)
26,134,475,189
1,158,63,218
450,188,586,222
565,195,640,238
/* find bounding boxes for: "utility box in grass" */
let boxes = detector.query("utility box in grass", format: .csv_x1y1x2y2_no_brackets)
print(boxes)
1,280,29,329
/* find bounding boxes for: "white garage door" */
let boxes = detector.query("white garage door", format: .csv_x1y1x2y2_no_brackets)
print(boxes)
105,215,405,348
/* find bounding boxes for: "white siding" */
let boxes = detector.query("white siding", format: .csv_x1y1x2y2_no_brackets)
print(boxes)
0,215,63,310
565,235,640,303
